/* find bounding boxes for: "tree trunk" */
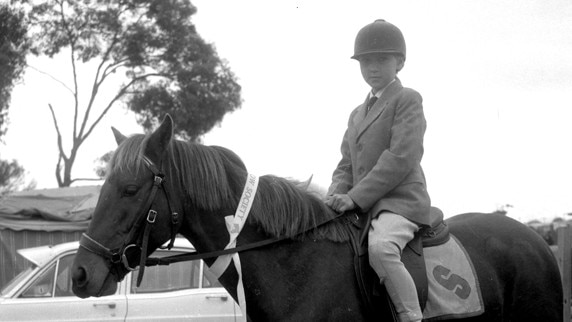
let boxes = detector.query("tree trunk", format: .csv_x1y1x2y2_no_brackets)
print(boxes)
56,145,78,187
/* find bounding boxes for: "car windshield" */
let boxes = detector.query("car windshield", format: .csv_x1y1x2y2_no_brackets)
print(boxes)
0,266,36,296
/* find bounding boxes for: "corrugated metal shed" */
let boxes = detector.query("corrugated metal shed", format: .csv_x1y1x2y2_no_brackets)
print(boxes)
0,186,99,288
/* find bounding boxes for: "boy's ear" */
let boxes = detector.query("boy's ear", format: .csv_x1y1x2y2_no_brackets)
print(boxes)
396,56,405,72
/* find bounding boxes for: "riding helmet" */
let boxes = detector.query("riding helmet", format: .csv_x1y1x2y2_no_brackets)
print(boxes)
352,19,406,60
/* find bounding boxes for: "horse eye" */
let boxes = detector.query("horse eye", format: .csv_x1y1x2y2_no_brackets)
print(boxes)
122,185,139,197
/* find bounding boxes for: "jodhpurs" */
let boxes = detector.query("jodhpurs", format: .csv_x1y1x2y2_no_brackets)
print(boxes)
368,211,422,322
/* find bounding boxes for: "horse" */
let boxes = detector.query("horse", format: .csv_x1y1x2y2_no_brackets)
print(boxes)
72,115,562,321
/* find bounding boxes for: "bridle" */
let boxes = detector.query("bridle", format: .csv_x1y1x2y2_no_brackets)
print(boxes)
79,156,180,286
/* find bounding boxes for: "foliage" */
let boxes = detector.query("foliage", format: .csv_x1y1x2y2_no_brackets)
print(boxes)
0,4,29,193
0,3,28,139
94,150,113,178
0,157,35,196
25,0,242,186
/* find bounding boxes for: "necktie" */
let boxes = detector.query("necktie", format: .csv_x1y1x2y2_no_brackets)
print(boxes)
366,96,378,113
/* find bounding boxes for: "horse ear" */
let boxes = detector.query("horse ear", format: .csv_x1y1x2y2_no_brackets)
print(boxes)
145,114,173,161
297,175,314,191
111,127,127,146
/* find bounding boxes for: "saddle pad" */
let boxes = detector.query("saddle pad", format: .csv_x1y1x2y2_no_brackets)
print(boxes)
422,234,484,320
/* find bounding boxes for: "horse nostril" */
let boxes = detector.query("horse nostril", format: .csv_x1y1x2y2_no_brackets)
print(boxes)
72,266,88,288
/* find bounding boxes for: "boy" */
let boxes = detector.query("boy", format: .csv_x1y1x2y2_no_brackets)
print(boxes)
325,19,431,322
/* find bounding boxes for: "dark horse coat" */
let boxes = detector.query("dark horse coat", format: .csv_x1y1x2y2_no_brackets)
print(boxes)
71,115,562,321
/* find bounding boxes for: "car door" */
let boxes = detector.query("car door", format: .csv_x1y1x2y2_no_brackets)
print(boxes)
125,251,240,321
0,252,128,321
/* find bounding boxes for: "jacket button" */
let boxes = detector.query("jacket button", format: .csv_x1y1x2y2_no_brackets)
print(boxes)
357,144,363,151
358,167,365,175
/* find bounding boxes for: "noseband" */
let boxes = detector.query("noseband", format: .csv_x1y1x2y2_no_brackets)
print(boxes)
79,156,179,286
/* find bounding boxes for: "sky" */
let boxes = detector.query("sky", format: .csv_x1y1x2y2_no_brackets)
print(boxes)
2,0,572,223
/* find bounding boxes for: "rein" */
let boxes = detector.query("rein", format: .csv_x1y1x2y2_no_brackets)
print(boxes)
145,212,350,266
145,236,286,265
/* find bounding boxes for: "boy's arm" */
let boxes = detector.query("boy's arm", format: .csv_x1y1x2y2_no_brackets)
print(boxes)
348,90,426,211
327,127,353,196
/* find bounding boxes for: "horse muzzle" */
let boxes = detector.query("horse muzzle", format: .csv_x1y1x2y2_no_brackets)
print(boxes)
71,251,120,298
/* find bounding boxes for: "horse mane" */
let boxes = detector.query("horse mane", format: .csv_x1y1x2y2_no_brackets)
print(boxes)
253,175,349,242
108,134,349,242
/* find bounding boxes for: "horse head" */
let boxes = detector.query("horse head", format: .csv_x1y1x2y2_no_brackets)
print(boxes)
72,115,182,298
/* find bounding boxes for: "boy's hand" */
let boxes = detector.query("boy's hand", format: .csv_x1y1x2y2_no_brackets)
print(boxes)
325,194,356,212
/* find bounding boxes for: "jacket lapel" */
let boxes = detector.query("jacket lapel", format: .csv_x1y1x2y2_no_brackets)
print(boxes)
356,79,403,140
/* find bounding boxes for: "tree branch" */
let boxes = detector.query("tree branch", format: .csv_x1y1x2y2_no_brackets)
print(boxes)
80,73,169,142
77,58,104,140
48,103,67,162
56,0,80,141
98,32,123,80
55,154,63,187
102,59,128,79
77,32,122,139
27,65,74,95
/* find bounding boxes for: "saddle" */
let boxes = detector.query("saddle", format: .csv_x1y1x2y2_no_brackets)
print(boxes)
344,206,449,319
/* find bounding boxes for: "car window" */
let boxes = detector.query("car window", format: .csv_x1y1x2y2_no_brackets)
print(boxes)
1,267,35,296
19,263,56,298
54,254,75,297
131,257,201,294
18,253,76,298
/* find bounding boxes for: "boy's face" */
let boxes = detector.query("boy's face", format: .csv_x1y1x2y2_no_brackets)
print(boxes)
358,53,403,92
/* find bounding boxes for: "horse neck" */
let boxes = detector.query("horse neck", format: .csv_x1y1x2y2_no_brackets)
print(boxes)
173,180,238,260
168,172,244,258
165,160,365,318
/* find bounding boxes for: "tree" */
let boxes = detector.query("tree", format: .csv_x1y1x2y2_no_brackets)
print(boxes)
0,158,36,196
93,150,113,179
0,3,29,194
0,3,28,138
26,0,242,187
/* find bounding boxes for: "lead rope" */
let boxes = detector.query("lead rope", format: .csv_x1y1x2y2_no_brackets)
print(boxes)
209,173,258,321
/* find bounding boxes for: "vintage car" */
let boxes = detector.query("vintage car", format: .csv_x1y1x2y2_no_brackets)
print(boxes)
0,238,241,321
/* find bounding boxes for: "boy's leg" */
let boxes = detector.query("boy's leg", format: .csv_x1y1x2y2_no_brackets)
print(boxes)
368,212,422,322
